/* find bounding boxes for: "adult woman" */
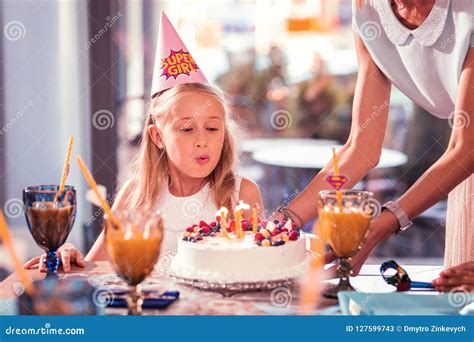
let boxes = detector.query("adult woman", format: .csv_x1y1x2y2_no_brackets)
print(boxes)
278,0,473,289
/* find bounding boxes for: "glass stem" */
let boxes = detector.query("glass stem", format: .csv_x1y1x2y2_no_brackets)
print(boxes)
337,257,354,290
45,251,60,277
127,284,144,315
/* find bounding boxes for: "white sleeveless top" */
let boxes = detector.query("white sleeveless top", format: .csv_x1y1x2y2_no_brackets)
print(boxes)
353,0,474,266
156,176,243,254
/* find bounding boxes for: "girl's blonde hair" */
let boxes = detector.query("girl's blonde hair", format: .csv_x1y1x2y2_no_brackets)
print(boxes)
123,83,239,214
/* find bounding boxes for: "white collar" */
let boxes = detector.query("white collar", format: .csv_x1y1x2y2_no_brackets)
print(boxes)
375,0,450,47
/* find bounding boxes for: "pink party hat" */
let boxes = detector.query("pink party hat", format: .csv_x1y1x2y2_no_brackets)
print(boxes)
150,12,208,98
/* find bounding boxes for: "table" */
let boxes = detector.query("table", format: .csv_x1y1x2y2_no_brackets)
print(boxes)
240,138,337,154
252,143,408,170
0,262,443,316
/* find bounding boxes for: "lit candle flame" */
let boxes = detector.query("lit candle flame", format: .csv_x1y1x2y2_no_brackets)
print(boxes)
216,207,229,238
235,200,250,239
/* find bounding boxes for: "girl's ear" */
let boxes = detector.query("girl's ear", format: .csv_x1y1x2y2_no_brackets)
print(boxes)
147,124,165,149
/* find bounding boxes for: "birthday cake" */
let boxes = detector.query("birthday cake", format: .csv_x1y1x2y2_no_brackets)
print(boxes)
170,208,307,284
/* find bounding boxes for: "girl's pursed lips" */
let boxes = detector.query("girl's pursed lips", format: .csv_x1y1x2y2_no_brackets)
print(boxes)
195,155,210,165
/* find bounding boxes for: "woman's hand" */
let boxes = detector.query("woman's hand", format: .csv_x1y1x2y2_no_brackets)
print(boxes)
432,262,474,293
24,243,85,273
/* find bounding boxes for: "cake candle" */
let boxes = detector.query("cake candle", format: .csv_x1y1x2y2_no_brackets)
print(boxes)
235,200,250,239
216,207,229,238
251,204,259,234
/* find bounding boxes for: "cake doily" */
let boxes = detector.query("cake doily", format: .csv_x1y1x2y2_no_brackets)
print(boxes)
156,251,317,293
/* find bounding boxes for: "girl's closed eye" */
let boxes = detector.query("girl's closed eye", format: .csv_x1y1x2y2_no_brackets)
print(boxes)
206,127,219,132
180,126,193,133
177,121,194,133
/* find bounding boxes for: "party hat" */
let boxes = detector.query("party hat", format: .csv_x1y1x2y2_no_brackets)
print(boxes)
150,12,208,98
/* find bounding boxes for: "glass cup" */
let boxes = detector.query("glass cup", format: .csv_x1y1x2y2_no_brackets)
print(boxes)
318,190,378,298
104,209,163,315
23,185,77,276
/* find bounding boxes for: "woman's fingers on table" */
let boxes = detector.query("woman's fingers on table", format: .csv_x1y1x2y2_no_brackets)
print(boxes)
439,261,474,277
432,274,474,288
432,262,474,291
434,285,474,293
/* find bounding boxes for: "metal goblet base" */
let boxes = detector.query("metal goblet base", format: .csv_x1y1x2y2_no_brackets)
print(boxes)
323,257,356,299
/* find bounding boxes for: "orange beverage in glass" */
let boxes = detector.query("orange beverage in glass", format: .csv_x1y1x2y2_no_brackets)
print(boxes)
318,190,378,298
104,209,163,314
319,207,370,257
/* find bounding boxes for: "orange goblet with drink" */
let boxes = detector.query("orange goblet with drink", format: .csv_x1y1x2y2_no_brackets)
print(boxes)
104,209,163,315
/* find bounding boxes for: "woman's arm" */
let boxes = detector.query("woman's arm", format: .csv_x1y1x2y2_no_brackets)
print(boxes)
397,48,474,219
371,48,474,239
286,31,392,223
346,48,474,276
85,179,136,261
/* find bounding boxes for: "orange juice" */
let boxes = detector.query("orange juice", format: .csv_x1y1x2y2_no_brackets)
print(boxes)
318,208,370,257
105,225,162,286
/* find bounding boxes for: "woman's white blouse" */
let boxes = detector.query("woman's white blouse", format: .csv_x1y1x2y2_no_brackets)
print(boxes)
352,0,474,119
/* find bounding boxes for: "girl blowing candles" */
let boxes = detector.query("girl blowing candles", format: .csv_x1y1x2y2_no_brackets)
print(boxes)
25,12,263,271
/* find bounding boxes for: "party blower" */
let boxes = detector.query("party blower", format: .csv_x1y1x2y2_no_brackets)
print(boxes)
380,260,435,291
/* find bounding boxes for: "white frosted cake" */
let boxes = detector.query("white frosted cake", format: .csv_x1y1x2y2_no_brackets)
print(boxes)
170,218,307,283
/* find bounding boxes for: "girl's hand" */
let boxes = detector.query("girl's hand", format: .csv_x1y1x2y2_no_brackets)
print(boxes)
24,243,85,273
432,262,474,293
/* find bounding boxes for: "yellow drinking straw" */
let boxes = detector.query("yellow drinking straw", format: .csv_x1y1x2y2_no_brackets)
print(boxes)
0,210,34,295
331,147,343,208
75,155,121,229
54,136,74,203
59,136,74,192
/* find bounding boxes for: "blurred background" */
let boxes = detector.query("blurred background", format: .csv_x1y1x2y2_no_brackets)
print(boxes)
0,0,451,279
